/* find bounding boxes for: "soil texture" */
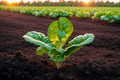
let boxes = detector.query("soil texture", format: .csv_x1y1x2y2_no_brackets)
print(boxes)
0,11,120,80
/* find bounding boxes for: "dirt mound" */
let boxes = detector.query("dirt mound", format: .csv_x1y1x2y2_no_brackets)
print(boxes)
0,11,120,80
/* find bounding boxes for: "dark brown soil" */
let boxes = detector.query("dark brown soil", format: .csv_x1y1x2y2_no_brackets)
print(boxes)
0,11,120,80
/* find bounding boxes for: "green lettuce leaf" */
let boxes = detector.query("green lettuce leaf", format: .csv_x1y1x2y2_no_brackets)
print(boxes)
48,17,73,49
101,15,110,21
36,47,49,56
64,33,95,56
48,49,64,63
113,15,120,22
23,31,53,50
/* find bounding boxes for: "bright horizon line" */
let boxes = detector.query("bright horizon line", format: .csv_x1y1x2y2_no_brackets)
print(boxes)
0,0,120,4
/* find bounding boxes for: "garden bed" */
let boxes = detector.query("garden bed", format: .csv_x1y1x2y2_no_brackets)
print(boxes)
0,11,120,80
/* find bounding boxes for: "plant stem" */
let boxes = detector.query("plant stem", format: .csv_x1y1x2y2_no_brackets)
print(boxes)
56,62,62,69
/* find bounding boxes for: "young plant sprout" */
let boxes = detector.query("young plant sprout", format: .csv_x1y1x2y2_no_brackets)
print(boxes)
23,17,95,69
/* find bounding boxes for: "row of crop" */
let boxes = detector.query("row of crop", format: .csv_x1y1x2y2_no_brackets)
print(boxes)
0,6,120,23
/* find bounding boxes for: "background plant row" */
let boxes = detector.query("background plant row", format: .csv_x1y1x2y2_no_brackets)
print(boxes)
0,5,120,23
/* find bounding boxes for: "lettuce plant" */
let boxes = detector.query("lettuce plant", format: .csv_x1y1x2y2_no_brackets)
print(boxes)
23,17,95,69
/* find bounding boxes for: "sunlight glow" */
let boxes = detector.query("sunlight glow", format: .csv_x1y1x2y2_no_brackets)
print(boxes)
4,0,20,3
82,0,90,3
0,0,120,4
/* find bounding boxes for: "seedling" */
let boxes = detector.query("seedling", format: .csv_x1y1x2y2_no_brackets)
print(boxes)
23,17,95,69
